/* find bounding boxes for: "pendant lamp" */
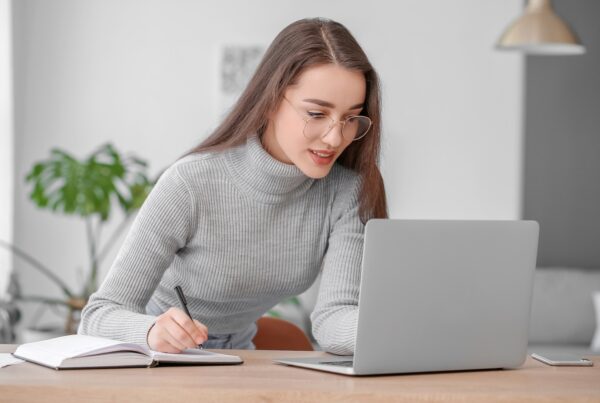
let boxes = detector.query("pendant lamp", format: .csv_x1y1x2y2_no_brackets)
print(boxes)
497,0,585,55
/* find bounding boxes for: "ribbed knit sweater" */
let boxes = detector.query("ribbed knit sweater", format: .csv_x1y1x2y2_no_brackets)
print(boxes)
78,134,364,355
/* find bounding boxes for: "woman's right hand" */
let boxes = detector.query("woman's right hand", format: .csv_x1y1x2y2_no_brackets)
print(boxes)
147,307,208,353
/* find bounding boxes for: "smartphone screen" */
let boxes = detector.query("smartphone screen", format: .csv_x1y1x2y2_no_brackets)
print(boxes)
531,353,594,366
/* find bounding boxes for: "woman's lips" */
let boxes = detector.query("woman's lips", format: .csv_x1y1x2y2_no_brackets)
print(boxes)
309,149,335,165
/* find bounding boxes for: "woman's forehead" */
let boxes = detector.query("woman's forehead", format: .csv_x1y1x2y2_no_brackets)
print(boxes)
287,64,366,109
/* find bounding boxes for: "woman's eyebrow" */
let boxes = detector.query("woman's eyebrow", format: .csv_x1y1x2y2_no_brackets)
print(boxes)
302,98,364,110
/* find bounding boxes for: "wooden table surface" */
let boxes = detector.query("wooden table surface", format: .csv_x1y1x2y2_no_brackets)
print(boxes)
1,345,599,402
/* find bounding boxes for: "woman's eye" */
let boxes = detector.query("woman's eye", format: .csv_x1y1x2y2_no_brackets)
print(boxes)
307,111,326,118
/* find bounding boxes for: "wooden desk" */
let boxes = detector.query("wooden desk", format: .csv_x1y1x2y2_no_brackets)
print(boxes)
1,345,599,402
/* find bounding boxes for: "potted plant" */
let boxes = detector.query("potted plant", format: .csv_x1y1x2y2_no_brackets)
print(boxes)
0,143,156,339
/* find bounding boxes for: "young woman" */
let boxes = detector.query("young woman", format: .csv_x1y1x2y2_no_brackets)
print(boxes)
79,17,387,355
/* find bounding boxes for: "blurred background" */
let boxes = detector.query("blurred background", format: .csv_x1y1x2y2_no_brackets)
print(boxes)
0,0,598,353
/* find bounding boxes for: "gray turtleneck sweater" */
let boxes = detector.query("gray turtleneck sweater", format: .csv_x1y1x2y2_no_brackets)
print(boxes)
78,134,364,355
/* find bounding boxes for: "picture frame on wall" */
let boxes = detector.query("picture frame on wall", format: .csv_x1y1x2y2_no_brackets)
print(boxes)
218,44,264,116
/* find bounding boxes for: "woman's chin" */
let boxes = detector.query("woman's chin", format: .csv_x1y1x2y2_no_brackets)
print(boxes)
297,158,335,178
304,169,330,179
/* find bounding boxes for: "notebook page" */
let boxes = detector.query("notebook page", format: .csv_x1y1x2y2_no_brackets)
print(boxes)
150,348,242,363
1,353,25,368
14,335,148,364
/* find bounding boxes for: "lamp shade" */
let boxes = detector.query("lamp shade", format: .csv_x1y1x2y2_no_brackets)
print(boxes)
497,0,585,55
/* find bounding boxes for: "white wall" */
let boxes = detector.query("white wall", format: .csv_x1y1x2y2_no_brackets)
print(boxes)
378,3,524,219
0,0,14,299
11,0,524,328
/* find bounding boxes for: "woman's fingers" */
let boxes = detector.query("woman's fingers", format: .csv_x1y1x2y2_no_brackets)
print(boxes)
148,322,187,353
167,308,208,345
147,308,210,353
193,320,209,339
164,315,200,349
164,316,198,350
163,330,188,352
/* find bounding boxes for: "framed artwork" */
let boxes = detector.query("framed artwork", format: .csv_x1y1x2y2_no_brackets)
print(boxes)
218,45,264,116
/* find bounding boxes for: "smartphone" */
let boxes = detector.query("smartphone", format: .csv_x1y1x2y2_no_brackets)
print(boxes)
531,353,594,367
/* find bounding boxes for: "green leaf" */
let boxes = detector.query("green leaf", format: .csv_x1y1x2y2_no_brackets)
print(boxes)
20,143,158,302
129,157,148,167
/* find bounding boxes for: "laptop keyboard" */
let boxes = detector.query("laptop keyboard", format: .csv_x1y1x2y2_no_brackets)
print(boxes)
319,360,354,367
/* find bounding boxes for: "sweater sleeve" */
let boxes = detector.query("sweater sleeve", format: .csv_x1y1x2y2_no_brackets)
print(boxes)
310,174,364,355
78,163,194,346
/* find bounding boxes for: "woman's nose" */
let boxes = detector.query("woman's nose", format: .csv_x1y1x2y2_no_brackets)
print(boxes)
321,122,344,148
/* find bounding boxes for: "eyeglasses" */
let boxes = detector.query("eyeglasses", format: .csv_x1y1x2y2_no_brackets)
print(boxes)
283,97,372,142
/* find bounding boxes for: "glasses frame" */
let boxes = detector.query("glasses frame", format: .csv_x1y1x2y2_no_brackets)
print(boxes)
283,97,372,142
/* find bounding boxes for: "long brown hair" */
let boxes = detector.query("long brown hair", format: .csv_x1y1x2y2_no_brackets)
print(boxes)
186,17,387,223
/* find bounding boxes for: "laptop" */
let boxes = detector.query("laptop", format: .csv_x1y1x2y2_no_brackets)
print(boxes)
274,219,539,376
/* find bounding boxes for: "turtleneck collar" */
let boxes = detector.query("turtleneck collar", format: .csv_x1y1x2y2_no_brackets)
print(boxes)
224,134,315,204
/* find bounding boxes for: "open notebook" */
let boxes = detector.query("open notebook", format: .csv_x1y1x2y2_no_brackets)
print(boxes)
13,334,243,370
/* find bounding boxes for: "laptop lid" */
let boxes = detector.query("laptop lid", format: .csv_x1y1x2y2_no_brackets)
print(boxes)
353,219,539,375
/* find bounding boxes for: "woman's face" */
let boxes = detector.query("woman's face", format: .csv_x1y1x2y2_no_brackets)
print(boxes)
261,63,367,179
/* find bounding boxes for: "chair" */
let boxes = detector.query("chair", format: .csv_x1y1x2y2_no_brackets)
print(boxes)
252,316,314,351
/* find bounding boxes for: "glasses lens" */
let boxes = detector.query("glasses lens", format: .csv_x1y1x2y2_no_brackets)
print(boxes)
343,116,372,141
304,116,333,139
303,115,372,141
